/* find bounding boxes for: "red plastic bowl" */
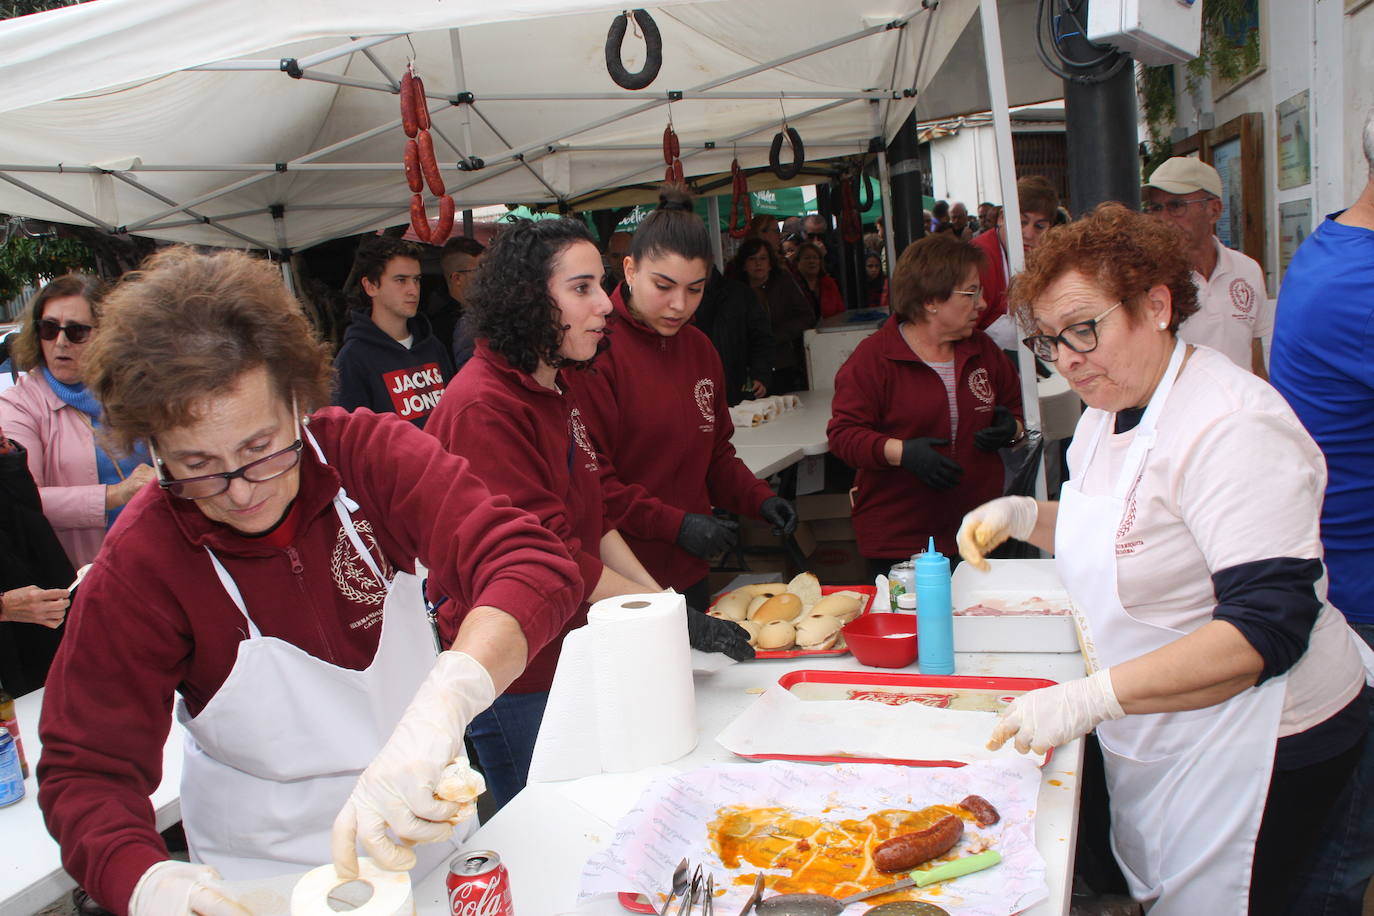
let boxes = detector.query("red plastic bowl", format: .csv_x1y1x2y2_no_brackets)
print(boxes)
842,613,918,668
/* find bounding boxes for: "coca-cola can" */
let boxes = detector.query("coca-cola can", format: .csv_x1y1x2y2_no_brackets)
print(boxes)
446,850,514,916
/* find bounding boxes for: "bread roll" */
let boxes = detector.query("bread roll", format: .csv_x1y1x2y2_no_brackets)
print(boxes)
734,582,787,599
794,613,843,651
737,619,763,645
811,593,864,623
746,595,771,617
713,592,752,621
755,619,796,649
751,593,803,623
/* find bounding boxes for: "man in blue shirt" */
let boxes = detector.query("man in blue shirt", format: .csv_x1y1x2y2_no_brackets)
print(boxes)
1271,107,1374,916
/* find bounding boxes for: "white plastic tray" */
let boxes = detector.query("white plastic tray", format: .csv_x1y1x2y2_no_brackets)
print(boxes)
950,559,1081,654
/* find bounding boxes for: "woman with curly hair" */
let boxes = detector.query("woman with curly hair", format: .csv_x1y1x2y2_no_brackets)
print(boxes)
959,203,1370,914
426,217,754,809
565,186,798,609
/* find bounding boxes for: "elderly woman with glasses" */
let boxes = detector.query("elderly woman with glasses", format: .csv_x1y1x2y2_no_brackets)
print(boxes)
0,275,157,569
827,233,1022,577
37,247,583,916
958,203,1370,915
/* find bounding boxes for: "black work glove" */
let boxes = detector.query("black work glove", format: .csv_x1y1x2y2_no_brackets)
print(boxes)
759,496,799,535
975,406,1019,452
686,607,755,661
900,437,963,490
676,513,739,558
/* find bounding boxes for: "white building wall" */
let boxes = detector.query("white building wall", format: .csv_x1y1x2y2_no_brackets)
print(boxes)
928,125,1005,210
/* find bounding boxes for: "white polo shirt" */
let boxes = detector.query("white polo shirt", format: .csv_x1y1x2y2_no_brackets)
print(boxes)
1177,238,1270,370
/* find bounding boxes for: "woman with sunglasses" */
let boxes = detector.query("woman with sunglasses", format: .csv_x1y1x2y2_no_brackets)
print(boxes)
827,233,1022,577
37,247,583,916
0,276,157,568
958,204,1370,915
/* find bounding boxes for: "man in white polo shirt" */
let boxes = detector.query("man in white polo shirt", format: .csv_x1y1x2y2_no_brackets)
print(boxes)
1143,157,1270,377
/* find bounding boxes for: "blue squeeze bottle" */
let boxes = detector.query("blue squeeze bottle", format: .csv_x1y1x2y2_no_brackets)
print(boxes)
914,536,955,674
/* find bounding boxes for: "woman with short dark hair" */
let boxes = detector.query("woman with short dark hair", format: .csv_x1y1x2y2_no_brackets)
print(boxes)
794,241,844,319
38,246,583,915
961,203,1370,914
726,237,815,393
827,233,1022,575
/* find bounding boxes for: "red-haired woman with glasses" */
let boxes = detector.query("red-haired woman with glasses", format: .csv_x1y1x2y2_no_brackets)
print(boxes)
36,247,583,916
0,275,156,568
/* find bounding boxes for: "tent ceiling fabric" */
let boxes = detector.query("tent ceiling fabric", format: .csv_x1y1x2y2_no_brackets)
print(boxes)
0,0,1057,252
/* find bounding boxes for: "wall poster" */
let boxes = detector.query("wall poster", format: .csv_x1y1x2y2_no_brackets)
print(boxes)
1276,91,1312,190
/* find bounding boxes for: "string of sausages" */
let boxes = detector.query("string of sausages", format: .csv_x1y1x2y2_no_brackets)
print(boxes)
839,175,863,245
662,123,684,184
727,158,752,239
401,63,454,244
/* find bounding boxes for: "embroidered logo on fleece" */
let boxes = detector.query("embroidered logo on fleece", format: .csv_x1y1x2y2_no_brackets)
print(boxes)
694,378,716,432
569,408,599,472
967,367,994,408
332,520,393,620
384,363,445,421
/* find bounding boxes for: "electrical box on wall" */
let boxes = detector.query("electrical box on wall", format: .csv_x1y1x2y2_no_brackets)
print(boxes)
1086,0,1202,66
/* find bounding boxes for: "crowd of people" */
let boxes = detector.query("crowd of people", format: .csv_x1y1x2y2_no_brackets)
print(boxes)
1,107,1372,916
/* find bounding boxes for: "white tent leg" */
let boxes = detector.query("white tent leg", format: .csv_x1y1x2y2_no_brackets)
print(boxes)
979,0,1045,503
706,195,724,271
871,102,899,277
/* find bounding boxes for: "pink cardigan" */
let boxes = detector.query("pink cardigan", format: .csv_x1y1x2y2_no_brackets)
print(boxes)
0,371,109,568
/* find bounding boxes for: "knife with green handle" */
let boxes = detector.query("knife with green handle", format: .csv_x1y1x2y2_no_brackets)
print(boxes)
841,851,1002,905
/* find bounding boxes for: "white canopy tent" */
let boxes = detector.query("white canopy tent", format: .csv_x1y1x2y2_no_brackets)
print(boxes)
0,0,1059,253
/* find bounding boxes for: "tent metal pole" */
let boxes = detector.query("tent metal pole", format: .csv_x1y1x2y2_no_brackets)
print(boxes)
0,172,114,231
871,103,899,277
476,17,909,171
123,172,275,232
553,143,868,153
273,209,296,295
466,104,563,202
107,173,277,249
705,195,724,270
296,35,399,71
449,29,477,164
298,71,396,94
189,60,280,71
978,0,1045,502
466,90,896,102
360,45,400,89
571,98,853,201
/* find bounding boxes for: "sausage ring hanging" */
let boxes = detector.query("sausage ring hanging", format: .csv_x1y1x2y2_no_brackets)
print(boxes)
662,123,684,184
727,159,752,239
769,126,804,180
605,9,663,90
840,176,863,246
400,62,454,244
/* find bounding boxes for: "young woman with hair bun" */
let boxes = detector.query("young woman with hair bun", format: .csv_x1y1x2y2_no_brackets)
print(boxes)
565,186,799,611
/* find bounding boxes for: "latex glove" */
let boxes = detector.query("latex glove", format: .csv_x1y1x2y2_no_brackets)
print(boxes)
676,513,739,558
759,496,799,536
128,861,251,916
686,608,755,661
332,651,495,877
987,669,1125,755
974,406,1019,452
956,496,1038,571
900,437,963,490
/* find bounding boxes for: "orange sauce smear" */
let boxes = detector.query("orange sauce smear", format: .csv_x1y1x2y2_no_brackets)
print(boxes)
707,804,979,902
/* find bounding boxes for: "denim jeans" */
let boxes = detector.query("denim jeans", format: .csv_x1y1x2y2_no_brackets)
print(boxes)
1288,623,1374,915
465,690,550,813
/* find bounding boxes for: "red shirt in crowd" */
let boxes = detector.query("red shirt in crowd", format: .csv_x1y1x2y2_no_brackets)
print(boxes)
37,408,580,912
827,318,1022,559
972,228,1008,331
564,290,775,591
425,341,609,693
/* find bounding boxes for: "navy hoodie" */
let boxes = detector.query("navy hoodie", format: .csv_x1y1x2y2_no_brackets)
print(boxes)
334,307,455,429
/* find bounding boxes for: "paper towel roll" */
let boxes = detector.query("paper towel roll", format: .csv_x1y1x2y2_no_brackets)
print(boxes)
528,592,697,782
290,859,414,916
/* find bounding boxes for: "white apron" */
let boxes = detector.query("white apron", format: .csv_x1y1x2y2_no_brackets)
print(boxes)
176,427,461,880
1056,340,1286,914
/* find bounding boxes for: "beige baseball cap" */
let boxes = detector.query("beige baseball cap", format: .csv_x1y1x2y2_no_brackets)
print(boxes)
1143,157,1222,198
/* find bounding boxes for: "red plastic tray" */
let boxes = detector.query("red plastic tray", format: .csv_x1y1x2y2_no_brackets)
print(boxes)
618,893,656,913
710,584,878,659
731,669,1058,767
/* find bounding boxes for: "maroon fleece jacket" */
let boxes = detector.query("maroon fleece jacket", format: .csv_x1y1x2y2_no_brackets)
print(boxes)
972,229,1008,331
827,318,1022,559
37,408,580,914
426,341,609,693
564,289,775,591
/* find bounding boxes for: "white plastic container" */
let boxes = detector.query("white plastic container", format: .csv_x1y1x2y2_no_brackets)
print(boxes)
951,559,1081,653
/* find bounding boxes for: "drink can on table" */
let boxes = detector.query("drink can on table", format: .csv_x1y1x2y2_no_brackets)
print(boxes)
0,726,24,807
447,850,514,916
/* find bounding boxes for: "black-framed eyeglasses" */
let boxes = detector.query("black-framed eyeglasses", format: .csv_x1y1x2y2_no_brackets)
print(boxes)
1142,197,1214,216
37,319,94,343
1022,302,1123,362
153,414,303,500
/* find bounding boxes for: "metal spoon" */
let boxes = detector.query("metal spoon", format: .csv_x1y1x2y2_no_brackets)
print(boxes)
754,851,1001,916
863,904,951,916
661,858,690,915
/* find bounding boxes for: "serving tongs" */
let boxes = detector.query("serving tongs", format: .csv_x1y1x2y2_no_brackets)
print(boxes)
673,864,704,915
659,858,690,915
